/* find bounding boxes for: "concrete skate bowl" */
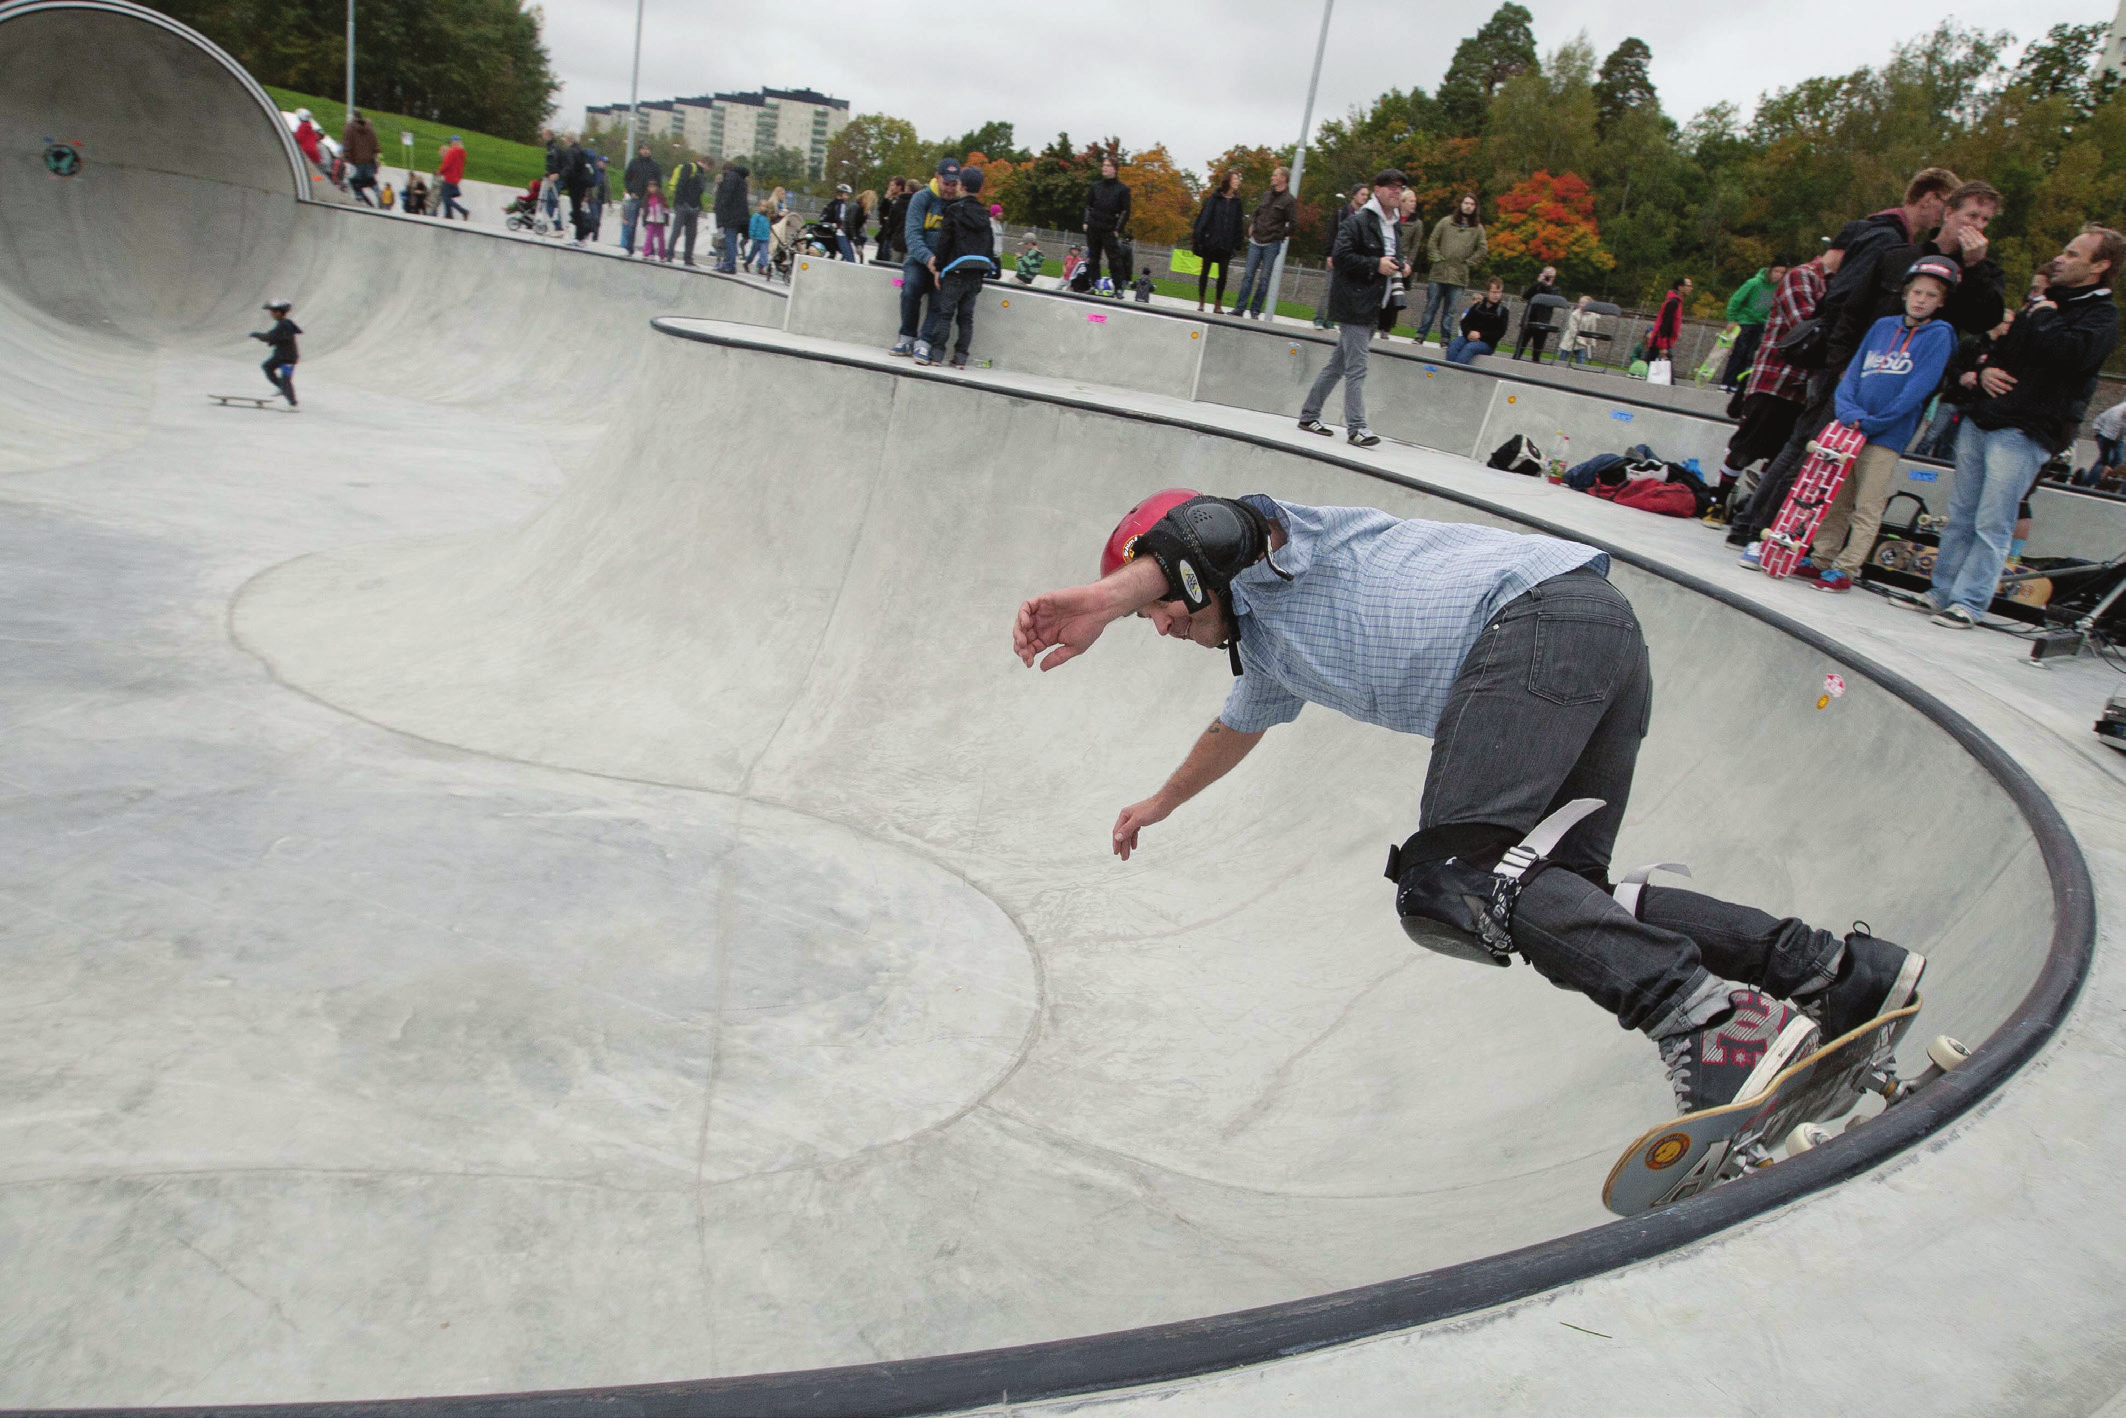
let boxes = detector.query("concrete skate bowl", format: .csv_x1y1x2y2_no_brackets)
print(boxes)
0,0,783,477
218,319,2093,1412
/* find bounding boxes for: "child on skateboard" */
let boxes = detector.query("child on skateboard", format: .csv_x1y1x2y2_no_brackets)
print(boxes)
1806,257,1960,592
249,299,301,407
1013,493,1927,1120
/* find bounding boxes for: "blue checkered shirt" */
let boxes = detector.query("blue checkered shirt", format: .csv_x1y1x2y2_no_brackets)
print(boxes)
1220,497,1608,737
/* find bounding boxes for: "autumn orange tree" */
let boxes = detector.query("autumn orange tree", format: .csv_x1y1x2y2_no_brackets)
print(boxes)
1486,169,1615,287
1116,144,1201,244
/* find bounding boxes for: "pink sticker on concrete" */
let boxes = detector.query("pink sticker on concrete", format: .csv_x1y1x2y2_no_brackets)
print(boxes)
1087,312,1108,324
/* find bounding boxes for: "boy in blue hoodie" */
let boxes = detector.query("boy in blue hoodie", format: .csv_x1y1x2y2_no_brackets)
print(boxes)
1806,254,1960,591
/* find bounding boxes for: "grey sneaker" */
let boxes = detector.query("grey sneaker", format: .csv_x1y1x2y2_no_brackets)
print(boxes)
1931,604,1979,628
1892,590,1942,613
1802,928,1925,1044
1657,989,1820,1115
912,340,936,366
1348,429,1382,448
888,338,914,357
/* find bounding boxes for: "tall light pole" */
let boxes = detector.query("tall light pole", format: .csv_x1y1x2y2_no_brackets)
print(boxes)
626,0,646,148
344,0,355,116
1265,0,1334,326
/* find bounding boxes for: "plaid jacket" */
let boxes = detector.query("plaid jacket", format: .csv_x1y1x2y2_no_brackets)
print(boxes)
1744,260,1828,404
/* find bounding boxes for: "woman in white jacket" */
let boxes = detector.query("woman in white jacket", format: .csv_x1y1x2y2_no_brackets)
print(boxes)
1558,295,1600,369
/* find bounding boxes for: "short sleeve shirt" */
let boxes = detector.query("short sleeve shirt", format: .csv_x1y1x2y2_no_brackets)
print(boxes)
1219,497,1607,737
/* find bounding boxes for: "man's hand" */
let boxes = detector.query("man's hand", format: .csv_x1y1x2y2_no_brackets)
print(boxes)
1014,560,1166,671
2027,298,2057,315
1979,367,2018,397
1377,256,1399,275
1112,796,1171,860
1959,369,1979,389
1014,583,1110,670
1956,226,1989,265
927,257,939,277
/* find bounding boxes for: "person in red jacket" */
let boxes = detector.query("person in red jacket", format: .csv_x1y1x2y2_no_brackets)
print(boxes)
436,136,469,221
1646,275,1691,361
291,107,324,167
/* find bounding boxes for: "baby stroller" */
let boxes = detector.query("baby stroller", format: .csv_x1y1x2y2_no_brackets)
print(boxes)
504,178,557,235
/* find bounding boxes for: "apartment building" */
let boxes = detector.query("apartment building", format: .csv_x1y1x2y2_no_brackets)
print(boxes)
584,87,850,177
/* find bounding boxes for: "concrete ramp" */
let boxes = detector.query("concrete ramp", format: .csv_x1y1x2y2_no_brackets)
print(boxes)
0,2,2098,1414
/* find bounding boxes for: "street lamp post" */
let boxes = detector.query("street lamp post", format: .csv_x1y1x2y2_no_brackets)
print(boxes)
1264,0,1334,326
344,0,355,116
627,0,646,149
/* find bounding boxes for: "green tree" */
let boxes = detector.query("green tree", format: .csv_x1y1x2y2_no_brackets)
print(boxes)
1488,36,1599,187
744,145,813,194
1593,37,1657,139
158,0,558,141
1437,2,1538,136
998,132,1093,230
825,113,929,193
939,120,1029,164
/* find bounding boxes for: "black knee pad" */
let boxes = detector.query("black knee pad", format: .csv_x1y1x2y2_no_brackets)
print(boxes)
1385,801,1608,967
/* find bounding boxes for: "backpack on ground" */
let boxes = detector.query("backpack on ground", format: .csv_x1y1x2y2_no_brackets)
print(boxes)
1487,434,1544,476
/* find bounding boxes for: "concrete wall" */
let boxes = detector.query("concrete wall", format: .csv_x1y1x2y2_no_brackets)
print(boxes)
784,255,1208,401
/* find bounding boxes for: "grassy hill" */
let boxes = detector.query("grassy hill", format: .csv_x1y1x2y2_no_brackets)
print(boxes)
262,86,545,189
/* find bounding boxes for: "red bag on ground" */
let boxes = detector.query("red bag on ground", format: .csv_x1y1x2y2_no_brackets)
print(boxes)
1592,479,1698,517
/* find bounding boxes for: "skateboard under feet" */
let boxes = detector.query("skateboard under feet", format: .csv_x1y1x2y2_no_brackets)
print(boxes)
1603,999,1966,1216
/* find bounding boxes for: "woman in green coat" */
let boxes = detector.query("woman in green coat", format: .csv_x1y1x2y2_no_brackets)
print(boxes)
1413,192,1487,345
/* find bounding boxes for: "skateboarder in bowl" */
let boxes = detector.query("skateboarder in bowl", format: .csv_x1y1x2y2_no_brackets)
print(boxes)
249,300,301,407
1011,492,1927,1118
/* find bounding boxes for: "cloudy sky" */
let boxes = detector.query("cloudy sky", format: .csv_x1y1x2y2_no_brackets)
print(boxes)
544,0,2103,174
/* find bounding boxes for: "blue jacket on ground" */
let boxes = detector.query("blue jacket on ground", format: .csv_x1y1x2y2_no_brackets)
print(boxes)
1834,313,1955,450
904,180,949,265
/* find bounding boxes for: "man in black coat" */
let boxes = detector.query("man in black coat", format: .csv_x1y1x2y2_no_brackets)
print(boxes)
1918,224,2121,627
1295,169,1408,448
713,162,751,273
621,144,661,257
1512,266,1562,361
562,139,598,245
1082,155,1133,295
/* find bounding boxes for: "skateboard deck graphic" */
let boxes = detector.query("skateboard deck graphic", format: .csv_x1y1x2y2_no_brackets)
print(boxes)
208,394,296,411
1603,999,1926,1217
1760,421,1867,579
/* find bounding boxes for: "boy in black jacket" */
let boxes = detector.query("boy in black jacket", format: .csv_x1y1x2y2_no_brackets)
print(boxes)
916,167,997,369
250,299,301,407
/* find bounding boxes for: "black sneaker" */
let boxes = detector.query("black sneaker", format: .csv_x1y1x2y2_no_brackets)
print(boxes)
1348,429,1382,448
1657,989,1820,1115
1805,928,1925,1043
1297,419,1334,436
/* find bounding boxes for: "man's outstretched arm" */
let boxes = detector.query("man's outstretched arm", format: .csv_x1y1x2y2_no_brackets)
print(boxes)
1013,558,1168,671
1113,719,1265,859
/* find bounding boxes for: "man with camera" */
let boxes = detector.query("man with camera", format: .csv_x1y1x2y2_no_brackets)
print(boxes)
1295,169,1408,449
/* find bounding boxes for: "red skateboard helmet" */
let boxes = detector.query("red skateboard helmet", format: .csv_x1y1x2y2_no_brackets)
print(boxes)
1100,488,1199,579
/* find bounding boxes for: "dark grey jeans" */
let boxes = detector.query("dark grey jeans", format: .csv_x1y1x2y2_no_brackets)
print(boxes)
1420,568,1842,1034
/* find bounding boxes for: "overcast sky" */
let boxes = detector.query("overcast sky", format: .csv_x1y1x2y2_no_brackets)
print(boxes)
545,0,2104,174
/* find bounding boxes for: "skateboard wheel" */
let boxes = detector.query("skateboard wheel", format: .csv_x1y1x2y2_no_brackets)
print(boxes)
1927,1036,1969,1072
1784,1123,1833,1157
